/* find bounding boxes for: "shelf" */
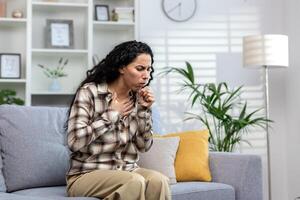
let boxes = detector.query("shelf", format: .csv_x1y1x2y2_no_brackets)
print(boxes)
0,79,27,83
32,2,88,8
0,18,27,26
31,91,75,95
94,21,134,31
32,48,89,56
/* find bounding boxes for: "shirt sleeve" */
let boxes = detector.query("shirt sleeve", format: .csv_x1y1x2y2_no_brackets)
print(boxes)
67,87,120,152
133,104,153,153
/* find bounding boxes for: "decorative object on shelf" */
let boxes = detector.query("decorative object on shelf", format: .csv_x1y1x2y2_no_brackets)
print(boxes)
0,53,21,79
11,9,24,18
46,19,74,49
0,89,24,105
243,34,289,200
161,61,271,152
114,7,134,22
95,5,109,21
48,78,61,92
111,9,119,22
162,0,197,22
37,57,68,92
0,0,6,18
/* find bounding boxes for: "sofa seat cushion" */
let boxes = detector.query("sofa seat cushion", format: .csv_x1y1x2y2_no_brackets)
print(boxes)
12,182,234,200
171,182,235,200
12,186,97,200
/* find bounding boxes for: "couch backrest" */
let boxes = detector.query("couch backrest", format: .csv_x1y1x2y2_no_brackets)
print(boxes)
0,105,69,192
0,105,161,192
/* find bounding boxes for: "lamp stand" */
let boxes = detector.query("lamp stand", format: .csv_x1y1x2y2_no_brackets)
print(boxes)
264,65,271,200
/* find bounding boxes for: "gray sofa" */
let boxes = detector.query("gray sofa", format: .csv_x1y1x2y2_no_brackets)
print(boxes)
0,105,263,200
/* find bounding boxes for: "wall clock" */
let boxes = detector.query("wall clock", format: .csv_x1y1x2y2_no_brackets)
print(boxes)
162,0,197,22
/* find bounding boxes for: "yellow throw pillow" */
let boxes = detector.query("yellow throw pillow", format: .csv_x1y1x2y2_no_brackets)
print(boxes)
157,130,211,182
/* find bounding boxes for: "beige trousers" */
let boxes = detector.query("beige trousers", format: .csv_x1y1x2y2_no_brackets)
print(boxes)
66,168,171,200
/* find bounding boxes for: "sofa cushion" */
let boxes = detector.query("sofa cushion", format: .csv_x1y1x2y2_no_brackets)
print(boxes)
0,154,6,192
0,105,70,192
0,192,96,200
138,137,179,184
171,182,235,200
11,183,235,200
161,130,212,182
12,186,97,200
151,105,162,134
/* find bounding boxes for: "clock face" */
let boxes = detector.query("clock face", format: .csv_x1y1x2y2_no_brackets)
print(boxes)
162,0,197,22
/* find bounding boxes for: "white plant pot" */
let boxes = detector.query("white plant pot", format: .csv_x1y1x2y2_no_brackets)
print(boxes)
48,79,61,92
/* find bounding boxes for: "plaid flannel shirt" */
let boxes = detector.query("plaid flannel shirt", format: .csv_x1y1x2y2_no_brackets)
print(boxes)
67,82,153,176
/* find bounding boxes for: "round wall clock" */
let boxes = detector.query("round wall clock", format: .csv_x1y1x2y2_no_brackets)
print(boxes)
162,0,197,22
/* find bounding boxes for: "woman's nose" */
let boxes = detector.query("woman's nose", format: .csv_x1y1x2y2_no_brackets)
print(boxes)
142,72,150,79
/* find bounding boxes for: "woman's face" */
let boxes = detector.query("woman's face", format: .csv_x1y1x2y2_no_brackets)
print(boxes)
119,53,152,91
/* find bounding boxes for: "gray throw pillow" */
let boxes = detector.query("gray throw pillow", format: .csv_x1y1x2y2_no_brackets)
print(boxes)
0,105,70,192
0,154,7,192
138,137,179,184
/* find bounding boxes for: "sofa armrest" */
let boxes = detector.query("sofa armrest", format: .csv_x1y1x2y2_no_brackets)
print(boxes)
209,152,263,200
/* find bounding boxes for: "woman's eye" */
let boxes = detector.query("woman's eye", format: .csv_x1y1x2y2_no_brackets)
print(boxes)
136,66,152,72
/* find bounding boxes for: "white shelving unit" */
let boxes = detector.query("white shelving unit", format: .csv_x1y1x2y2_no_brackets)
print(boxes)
0,79,27,83
0,0,28,104
0,18,27,24
32,2,89,8
0,0,136,106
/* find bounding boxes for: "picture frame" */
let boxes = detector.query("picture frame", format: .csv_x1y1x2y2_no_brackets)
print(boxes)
95,5,109,21
46,19,74,49
0,53,21,79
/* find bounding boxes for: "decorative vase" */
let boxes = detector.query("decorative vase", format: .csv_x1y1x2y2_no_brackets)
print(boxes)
48,79,61,92
12,9,23,18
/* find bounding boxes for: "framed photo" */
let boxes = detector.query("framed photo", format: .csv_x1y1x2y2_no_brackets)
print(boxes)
0,54,21,79
46,19,74,49
95,5,109,21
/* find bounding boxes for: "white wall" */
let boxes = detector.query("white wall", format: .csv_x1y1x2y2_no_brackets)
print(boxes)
284,0,300,199
138,0,289,199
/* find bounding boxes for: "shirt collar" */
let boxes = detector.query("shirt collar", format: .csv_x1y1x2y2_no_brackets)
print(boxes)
97,83,110,95
96,83,137,103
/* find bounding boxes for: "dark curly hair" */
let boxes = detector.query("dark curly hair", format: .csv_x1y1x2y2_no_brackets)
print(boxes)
80,40,154,87
66,40,154,128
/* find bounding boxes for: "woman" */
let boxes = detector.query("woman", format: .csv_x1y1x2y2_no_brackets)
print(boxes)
66,40,171,200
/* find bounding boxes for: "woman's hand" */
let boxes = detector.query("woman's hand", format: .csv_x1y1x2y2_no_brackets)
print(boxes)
110,93,134,117
138,87,155,108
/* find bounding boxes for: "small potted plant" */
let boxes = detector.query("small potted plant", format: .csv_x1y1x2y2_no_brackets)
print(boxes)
37,57,68,92
0,89,24,105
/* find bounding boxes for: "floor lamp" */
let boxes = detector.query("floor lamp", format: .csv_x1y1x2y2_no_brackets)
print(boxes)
242,34,289,200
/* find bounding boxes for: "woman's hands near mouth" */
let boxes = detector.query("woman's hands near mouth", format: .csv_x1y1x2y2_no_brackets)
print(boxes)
138,87,155,108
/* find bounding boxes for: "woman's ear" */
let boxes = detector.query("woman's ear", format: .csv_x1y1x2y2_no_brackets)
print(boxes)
119,67,125,74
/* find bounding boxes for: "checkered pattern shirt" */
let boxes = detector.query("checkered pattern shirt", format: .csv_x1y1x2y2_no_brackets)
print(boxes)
67,82,153,176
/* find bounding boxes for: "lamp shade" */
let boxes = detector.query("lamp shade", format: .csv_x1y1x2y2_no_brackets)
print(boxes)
243,34,289,68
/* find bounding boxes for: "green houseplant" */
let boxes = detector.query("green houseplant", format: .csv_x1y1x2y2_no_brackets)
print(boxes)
37,57,68,91
162,61,271,152
0,89,24,105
